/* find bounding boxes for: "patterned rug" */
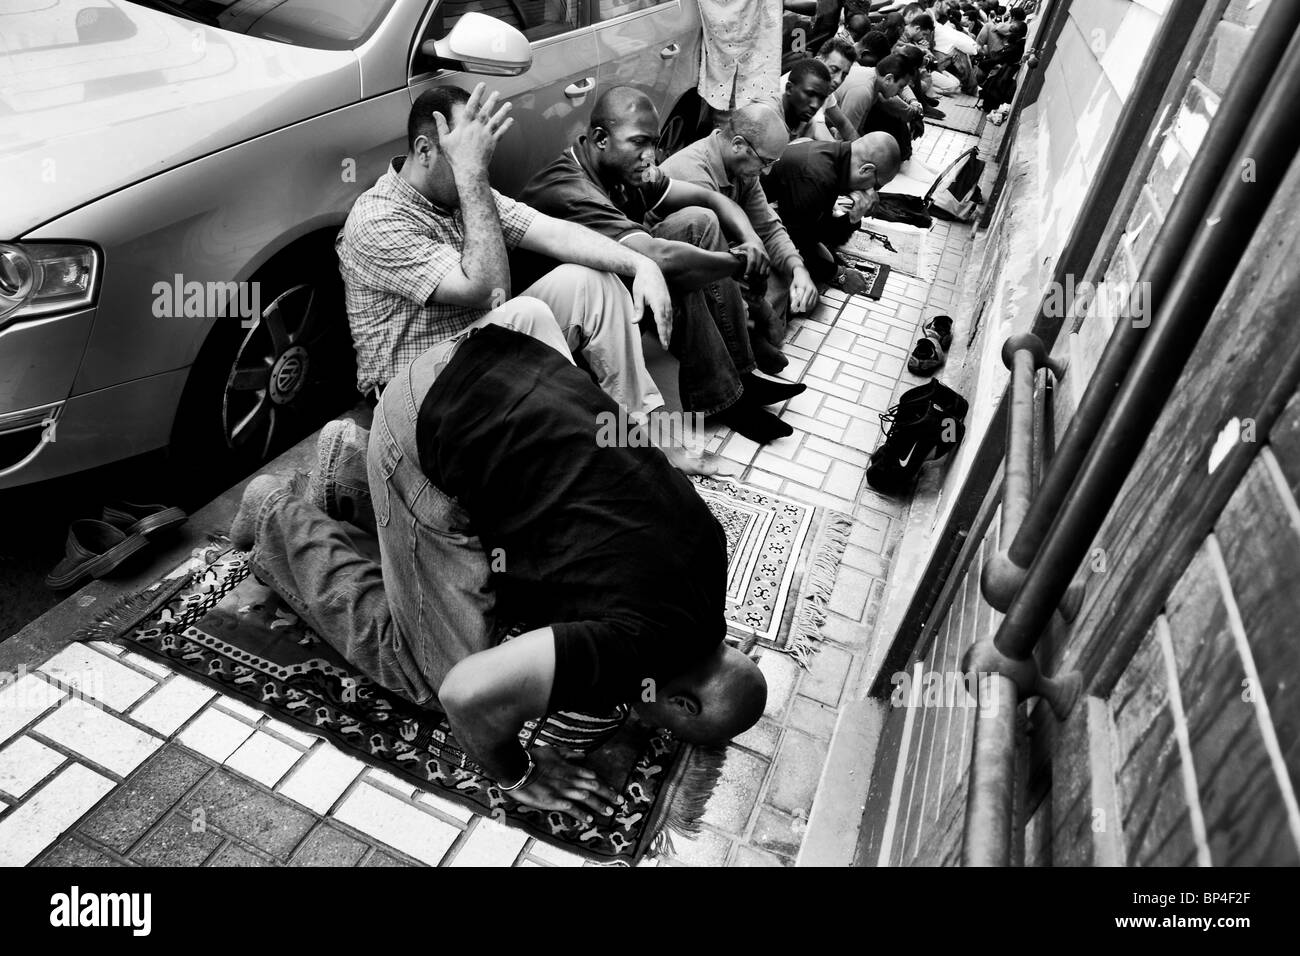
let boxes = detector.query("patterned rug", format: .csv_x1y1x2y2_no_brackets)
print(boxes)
925,93,986,135
79,480,848,863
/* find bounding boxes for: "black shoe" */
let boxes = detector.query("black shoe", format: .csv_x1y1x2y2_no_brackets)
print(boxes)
741,373,806,406
867,411,946,495
882,380,970,425
924,105,947,120
752,336,790,375
922,315,954,351
713,402,794,444
907,337,946,376
922,94,941,107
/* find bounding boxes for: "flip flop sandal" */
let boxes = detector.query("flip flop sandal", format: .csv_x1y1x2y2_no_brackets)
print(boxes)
907,336,947,375
102,500,188,538
45,519,152,591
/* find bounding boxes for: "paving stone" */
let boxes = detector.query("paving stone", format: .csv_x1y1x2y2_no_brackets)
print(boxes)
364,767,417,797
789,696,839,740
825,460,863,501
732,844,790,867
416,790,476,823
212,695,265,725
131,814,222,866
766,730,829,817
37,837,125,867
666,826,733,867
732,716,782,757
35,698,160,776
80,745,210,852
0,735,64,799
177,706,256,762
38,644,156,713
263,718,321,749
801,645,853,707
757,653,800,720
828,567,875,620
278,744,365,814
225,731,303,788
290,825,369,866
699,746,768,835
0,763,115,866
450,817,529,866
332,782,461,866
362,849,415,867
208,843,274,866
526,841,587,867
183,770,316,861
749,806,804,860
122,651,174,679
0,674,65,745
129,674,215,736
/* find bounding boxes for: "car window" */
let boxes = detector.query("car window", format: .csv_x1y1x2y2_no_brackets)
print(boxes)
432,0,581,42
594,0,672,21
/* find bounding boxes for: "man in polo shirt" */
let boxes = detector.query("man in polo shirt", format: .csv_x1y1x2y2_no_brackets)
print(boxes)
230,324,767,819
518,86,806,445
836,52,919,140
659,102,818,372
336,84,672,437
763,132,902,294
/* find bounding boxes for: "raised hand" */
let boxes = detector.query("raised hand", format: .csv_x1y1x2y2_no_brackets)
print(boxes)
434,82,514,177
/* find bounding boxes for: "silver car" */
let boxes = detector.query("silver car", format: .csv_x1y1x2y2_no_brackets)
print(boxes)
0,0,704,489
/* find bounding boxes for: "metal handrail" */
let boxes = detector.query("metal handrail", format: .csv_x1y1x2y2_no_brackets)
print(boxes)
980,334,1069,613
960,12,1300,867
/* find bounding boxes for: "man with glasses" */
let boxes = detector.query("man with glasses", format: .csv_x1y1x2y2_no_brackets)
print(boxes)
517,86,805,445
762,131,902,295
658,102,819,372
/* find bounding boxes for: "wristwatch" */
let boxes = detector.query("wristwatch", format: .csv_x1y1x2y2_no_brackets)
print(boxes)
498,750,537,792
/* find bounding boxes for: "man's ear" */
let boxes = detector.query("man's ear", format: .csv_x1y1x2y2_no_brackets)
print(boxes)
665,692,701,717
413,133,437,166
591,126,610,149
860,160,877,180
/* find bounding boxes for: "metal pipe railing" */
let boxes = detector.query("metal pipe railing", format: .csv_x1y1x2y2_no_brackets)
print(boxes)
961,16,1300,867
981,334,1067,612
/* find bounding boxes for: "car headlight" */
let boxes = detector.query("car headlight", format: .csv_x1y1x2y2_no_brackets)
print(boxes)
0,242,100,325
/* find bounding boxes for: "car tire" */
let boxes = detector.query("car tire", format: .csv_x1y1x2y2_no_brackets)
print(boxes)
657,90,708,163
168,238,359,494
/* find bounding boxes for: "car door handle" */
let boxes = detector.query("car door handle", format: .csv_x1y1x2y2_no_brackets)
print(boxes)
564,77,596,98
660,43,680,59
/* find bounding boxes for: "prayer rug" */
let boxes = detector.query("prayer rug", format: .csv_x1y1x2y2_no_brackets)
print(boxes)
924,94,986,135
77,481,848,863
841,218,931,278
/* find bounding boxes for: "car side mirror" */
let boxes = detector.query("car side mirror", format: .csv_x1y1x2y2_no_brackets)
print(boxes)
421,11,532,76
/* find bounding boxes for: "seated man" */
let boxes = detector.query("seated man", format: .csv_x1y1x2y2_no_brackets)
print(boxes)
518,86,805,445
776,38,857,143
336,84,675,450
763,132,902,294
229,324,768,820
781,57,833,142
836,52,918,144
658,102,819,371
932,7,980,93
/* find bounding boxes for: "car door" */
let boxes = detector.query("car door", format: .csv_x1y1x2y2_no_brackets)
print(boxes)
408,0,600,197
589,0,687,117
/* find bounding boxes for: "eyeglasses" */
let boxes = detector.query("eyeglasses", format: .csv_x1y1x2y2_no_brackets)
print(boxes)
739,136,781,171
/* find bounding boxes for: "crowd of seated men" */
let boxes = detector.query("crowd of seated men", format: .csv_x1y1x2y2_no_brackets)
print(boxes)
225,0,1027,814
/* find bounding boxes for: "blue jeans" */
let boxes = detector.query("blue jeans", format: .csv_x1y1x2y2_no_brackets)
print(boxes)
650,207,755,415
248,298,572,707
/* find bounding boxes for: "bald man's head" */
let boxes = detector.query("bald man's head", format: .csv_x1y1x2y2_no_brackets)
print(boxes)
847,131,903,192
583,85,662,190
722,101,789,177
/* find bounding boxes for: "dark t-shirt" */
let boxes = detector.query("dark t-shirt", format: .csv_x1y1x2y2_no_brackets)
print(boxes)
416,324,727,713
511,139,675,289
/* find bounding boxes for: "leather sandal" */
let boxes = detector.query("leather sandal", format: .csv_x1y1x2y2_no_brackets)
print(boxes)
102,500,188,538
45,519,151,591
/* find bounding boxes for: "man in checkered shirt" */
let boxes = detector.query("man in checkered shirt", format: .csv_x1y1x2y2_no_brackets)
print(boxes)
336,85,676,436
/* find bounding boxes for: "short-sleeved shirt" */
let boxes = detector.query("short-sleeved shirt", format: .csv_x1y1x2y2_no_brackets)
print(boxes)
416,324,728,712
513,138,678,286
657,130,803,278
335,157,537,393
835,64,881,134
780,70,838,138
762,140,856,254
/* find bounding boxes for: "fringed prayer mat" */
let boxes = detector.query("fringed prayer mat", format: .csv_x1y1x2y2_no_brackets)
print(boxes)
694,477,851,664
79,481,849,862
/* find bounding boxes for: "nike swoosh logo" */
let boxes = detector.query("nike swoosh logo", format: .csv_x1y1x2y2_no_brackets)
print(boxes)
898,443,919,468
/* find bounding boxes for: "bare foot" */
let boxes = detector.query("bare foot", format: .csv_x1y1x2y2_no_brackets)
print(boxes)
661,446,735,477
